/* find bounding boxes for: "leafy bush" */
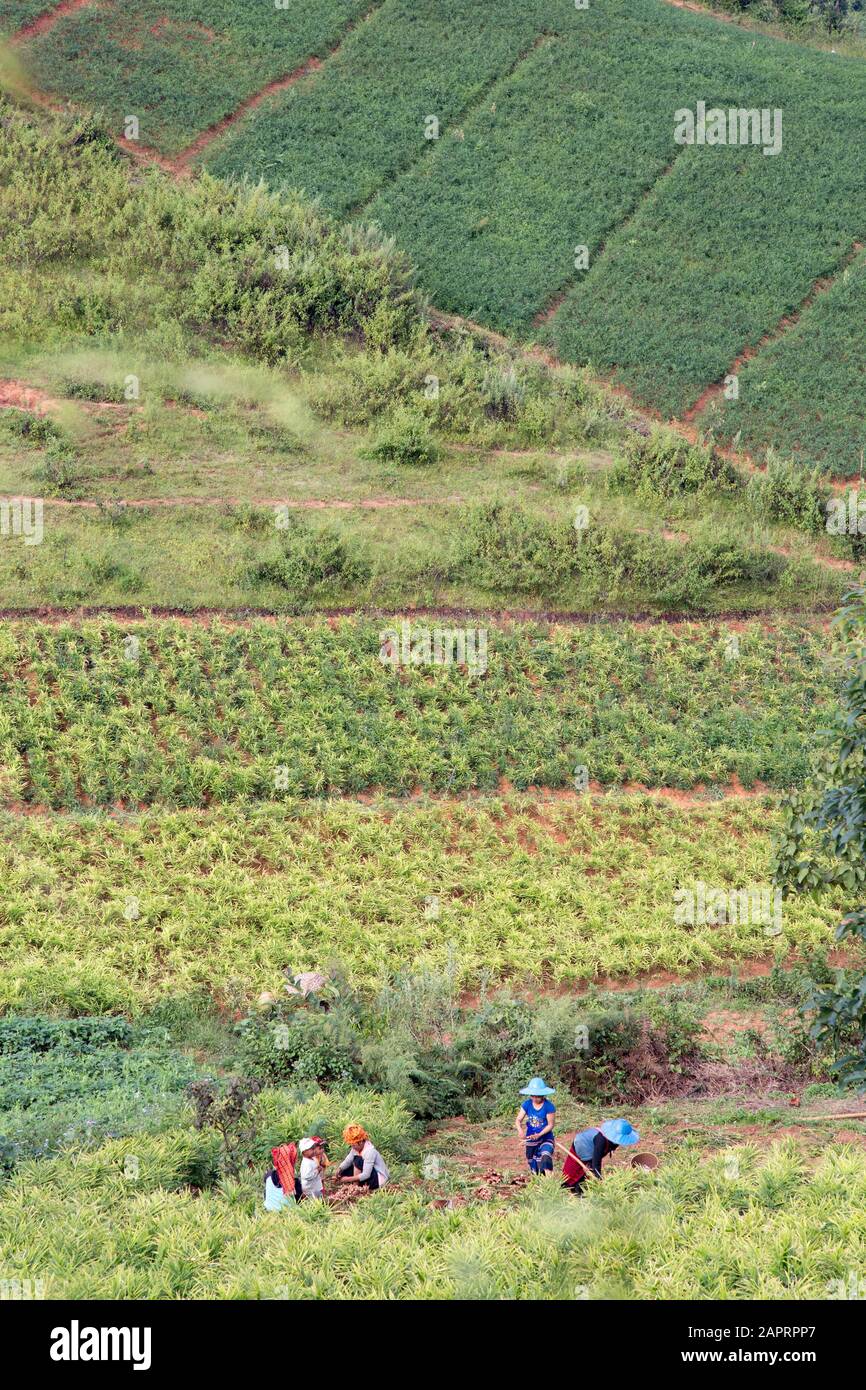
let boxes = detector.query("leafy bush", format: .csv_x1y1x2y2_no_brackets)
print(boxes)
247,516,369,599
237,981,705,1123
456,502,578,596
746,452,830,533
361,405,440,467
60,376,125,403
306,346,425,427
0,103,421,360
609,427,742,499
717,0,863,31
0,408,63,446
236,1006,360,1089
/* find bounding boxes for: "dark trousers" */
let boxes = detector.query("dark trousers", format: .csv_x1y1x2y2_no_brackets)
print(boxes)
351,1154,381,1190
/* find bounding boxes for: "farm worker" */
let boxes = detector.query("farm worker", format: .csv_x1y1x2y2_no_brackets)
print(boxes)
338,1124,390,1191
561,1119,640,1196
516,1077,556,1175
298,1136,327,1201
264,1142,301,1210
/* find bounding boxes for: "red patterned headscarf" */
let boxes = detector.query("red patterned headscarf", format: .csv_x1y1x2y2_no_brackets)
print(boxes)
272,1143,297,1194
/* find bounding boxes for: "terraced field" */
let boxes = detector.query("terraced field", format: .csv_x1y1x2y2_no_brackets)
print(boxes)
7,0,865,471
0,617,836,808
14,0,375,154
0,794,845,1011
3,3,865,1317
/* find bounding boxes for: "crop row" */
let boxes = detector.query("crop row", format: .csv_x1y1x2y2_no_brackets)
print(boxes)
206,0,572,218
0,618,836,808
0,1,46,35
703,250,866,474
0,796,844,1011
1,1126,863,1298
17,0,374,154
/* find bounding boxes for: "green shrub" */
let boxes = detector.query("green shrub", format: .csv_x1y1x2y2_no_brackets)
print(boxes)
361,405,440,467
456,502,577,596
60,377,125,403
306,346,424,427
35,439,84,497
0,409,63,446
247,516,370,598
0,103,421,360
746,452,830,533
236,1006,360,1088
609,426,742,498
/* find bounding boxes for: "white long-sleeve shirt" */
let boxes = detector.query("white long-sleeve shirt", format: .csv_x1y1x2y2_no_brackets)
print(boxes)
299,1156,324,1200
339,1141,389,1187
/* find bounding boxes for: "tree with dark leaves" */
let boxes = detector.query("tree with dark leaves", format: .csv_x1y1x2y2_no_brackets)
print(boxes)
774,582,866,1084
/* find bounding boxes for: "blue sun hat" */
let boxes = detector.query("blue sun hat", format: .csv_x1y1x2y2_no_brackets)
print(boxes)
519,1077,556,1097
600,1118,639,1146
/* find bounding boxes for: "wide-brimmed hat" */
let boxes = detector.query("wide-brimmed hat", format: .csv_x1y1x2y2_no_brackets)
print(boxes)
600,1119,639,1146
519,1077,556,1097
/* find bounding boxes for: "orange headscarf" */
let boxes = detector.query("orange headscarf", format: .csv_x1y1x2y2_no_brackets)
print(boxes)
343,1124,368,1149
272,1143,297,1195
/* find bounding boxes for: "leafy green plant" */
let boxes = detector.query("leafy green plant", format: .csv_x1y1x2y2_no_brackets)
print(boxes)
246,518,369,599
774,584,866,1081
746,452,830,533
361,406,440,467
609,427,741,498
0,1016,195,1175
188,1076,263,1178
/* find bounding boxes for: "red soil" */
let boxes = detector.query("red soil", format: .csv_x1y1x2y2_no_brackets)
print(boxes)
9,0,93,44
0,379,55,412
683,243,866,424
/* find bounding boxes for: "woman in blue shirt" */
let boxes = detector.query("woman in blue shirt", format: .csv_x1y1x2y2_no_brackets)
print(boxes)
515,1077,556,1175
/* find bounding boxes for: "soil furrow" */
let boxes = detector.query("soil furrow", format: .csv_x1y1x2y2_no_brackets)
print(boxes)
8,0,93,44
0,604,836,626
684,241,866,423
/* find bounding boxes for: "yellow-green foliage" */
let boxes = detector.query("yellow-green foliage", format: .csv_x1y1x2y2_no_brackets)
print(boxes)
0,618,837,810
0,797,845,1012
2,1137,864,1299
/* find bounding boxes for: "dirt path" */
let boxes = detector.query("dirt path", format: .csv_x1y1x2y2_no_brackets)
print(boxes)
8,0,93,44
0,602,834,626
0,379,58,412
683,242,866,423
115,57,326,178
37,494,464,511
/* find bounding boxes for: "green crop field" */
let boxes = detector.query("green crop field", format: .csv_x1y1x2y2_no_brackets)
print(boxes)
0,618,836,809
8,0,866,466
3,1128,864,1299
15,0,374,154
0,795,844,1013
701,249,866,473
205,0,568,219
548,87,866,419
3,4,866,1315
0,0,44,35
